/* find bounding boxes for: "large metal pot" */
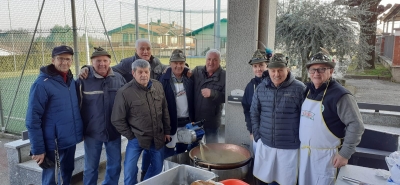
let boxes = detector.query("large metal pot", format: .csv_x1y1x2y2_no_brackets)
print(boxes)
188,143,252,180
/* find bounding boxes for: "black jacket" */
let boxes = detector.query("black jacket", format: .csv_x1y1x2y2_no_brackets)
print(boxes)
242,76,263,134
191,66,226,129
158,68,195,135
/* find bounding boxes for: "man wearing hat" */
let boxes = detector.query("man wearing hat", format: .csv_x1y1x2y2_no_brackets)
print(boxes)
76,47,126,185
242,49,270,143
158,49,195,158
250,53,306,185
298,52,364,185
26,45,83,184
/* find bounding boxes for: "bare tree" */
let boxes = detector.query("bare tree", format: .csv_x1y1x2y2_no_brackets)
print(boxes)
275,0,373,81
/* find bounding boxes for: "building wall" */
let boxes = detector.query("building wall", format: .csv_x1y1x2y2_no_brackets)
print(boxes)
192,21,228,56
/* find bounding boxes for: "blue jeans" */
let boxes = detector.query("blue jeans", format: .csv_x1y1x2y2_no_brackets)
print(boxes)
204,128,219,143
125,138,163,184
84,136,121,185
42,145,76,185
259,181,280,185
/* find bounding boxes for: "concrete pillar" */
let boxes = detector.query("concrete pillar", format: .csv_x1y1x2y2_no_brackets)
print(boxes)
225,0,277,147
258,0,277,49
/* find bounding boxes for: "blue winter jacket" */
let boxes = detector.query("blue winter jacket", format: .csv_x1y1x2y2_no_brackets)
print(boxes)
250,71,306,149
241,76,263,134
158,68,195,135
26,64,83,155
76,67,126,142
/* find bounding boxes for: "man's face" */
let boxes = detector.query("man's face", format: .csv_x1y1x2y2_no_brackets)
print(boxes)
132,67,150,86
170,61,185,76
268,67,289,87
52,53,72,73
308,64,333,87
91,56,111,77
206,52,221,74
136,42,152,61
252,62,268,78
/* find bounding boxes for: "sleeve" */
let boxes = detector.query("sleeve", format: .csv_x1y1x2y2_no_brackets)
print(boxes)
241,82,253,133
210,83,225,104
161,89,171,135
111,90,135,140
25,83,47,155
337,94,365,159
250,87,262,141
75,79,82,109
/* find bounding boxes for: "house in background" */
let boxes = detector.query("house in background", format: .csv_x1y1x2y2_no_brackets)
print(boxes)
186,18,227,56
107,20,194,56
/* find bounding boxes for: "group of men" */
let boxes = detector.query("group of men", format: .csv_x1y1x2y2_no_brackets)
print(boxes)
26,38,226,185
242,49,364,185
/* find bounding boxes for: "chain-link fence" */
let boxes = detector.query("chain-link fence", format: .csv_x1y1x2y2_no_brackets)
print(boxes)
0,0,227,135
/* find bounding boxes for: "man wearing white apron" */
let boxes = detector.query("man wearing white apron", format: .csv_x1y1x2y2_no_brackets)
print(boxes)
299,51,364,185
250,53,306,185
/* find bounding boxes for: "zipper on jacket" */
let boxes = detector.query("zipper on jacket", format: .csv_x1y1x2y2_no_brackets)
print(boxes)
103,79,109,141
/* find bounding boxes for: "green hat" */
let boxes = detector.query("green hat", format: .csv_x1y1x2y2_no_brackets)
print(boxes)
268,53,288,68
170,49,186,62
306,52,336,69
249,49,269,65
90,47,111,59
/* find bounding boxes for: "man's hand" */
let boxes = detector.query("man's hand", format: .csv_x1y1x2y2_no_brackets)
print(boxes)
201,88,211,98
165,135,171,142
79,67,89,79
32,153,45,165
250,134,254,140
332,153,348,168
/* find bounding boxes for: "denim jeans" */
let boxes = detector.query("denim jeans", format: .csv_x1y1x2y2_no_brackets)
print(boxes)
42,145,76,185
259,180,280,185
125,138,163,184
204,128,219,143
84,136,121,185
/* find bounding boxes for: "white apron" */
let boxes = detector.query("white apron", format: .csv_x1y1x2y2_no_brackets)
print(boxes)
253,139,299,185
298,89,341,185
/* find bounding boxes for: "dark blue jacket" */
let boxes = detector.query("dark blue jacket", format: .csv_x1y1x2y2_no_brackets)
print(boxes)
242,76,263,134
76,67,126,142
26,64,83,155
112,53,166,82
250,71,306,149
306,78,350,138
158,68,195,135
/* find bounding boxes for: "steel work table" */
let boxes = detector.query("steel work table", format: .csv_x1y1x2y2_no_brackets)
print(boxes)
335,165,389,185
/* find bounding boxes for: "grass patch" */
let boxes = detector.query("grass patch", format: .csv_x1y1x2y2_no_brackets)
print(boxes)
346,62,391,77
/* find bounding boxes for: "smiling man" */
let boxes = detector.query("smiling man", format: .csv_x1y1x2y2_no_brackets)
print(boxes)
250,53,306,185
76,47,126,185
298,52,364,185
111,59,171,184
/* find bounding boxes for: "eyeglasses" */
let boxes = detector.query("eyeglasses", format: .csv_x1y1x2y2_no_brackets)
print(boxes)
56,57,72,63
308,67,331,74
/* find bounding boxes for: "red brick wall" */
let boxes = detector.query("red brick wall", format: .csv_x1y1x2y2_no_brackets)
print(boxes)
393,36,400,66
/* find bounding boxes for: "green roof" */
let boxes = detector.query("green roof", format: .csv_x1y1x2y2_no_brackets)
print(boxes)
186,18,227,36
107,24,159,36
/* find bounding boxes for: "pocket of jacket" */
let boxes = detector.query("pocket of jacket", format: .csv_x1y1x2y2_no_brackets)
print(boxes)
129,100,145,116
153,95,163,114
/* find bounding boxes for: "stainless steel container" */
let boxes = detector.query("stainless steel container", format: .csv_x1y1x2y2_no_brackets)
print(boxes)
138,164,218,185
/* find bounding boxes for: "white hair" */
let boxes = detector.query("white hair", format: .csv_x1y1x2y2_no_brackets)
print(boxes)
205,49,221,61
135,38,152,48
131,59,150,71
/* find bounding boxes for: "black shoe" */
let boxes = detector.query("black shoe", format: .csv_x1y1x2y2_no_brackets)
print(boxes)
140,171,146,182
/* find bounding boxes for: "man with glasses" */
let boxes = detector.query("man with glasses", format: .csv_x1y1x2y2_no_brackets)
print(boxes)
26,45,83,184
298,52,364,185
251,53,306,185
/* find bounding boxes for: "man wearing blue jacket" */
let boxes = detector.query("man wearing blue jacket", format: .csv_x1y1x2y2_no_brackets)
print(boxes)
26,45,83,185
76,47,126,185
158,49,195,158
250,53,306,185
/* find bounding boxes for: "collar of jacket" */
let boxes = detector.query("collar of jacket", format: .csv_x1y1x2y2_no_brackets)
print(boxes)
201,65,222,81
263,70,294,89
40,64,73,80
164,67,189,80
132,78,154,91
89,66,115,79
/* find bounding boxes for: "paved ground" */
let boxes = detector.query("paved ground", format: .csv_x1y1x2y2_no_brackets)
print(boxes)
0,78,399,184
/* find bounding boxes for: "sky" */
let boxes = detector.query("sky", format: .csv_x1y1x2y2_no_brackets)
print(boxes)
0,0,398,35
